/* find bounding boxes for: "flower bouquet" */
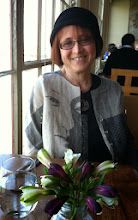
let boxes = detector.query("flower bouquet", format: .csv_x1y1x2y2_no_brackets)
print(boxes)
20,149,118,219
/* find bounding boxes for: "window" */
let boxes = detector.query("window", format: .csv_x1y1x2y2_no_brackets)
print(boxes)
0,0,12,153
98,0,104,33
95,0,105,74
0,0,77,154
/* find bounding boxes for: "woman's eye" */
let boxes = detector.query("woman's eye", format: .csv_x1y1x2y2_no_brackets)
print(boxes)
63,41,72,47
59,40,74,49
80,39,87,43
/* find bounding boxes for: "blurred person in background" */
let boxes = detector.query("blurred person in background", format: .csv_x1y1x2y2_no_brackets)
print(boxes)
103,33,138,85
102,43,117,62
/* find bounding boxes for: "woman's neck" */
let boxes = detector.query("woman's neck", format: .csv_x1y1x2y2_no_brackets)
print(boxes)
61,68,92,93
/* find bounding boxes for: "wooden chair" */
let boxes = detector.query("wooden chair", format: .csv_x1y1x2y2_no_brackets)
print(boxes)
124,95,138,147
111,68,138,96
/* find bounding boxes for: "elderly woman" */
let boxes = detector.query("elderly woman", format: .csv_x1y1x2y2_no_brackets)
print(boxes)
24,7,137,167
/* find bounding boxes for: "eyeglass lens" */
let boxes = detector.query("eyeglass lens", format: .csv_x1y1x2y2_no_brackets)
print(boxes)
59,37,93,50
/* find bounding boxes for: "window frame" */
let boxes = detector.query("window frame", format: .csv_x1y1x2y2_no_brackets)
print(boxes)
0,0,77,154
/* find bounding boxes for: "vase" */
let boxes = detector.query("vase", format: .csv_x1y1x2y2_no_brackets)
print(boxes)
51,202,93,220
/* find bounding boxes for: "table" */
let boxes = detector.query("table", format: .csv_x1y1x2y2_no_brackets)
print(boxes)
0,155,138,220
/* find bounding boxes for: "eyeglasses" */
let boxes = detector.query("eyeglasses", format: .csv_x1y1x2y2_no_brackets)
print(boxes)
59,37,93,50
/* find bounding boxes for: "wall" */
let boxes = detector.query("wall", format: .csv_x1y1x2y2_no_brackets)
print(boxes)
129,0,138,41
108,0,130,47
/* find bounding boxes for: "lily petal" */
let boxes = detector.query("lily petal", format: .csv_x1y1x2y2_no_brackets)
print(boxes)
48,163,69,181
41,175,60,188
95,185,117,198
45,198,66,216
86,196,102,215
80,161,94,180
37,148,52,168
64,149,81,166
99,195,118,207
20,186,55,205
95,160,116,175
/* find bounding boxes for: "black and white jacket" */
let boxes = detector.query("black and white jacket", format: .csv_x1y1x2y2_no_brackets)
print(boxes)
24,71,138,167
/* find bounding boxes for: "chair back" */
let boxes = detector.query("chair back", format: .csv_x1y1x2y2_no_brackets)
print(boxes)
124,95,138,147
111,68,138,96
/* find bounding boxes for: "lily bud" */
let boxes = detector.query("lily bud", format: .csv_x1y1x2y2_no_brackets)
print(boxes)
86,196,102,215
64,149,81,166
80,161,94,180
48,163,69,181
95,185,117,198
20,186,55,205
99,195,118,207
37,148,52,168
41,175,60,188
45,198,66,216
95,160,116,175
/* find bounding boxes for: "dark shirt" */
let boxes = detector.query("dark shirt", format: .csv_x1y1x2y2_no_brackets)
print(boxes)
81,75,112,162
103,47,138,86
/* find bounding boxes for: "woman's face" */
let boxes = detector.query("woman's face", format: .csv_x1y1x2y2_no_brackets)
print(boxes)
58,25,96,75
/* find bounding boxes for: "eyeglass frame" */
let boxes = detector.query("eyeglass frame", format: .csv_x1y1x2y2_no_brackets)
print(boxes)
59,36,94,50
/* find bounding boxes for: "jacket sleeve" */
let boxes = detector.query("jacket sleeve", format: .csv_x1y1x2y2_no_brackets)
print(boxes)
23,76,43,157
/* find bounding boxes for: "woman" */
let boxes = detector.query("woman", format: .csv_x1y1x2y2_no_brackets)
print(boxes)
24,7,137,167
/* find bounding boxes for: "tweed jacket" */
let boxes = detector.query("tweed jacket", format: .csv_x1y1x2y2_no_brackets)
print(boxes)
24,71,137,165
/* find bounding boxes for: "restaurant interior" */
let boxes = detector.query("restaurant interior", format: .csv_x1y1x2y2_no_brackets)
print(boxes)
0,0,138,219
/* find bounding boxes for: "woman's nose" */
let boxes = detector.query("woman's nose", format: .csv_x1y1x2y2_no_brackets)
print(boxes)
72,41,83,52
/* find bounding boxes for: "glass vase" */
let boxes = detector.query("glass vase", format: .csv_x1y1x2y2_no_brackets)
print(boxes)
51,202,93,220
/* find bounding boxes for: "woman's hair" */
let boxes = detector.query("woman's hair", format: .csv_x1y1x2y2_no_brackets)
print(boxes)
51,35,62,66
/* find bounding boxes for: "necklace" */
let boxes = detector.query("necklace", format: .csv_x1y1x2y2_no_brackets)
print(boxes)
81,98,89,112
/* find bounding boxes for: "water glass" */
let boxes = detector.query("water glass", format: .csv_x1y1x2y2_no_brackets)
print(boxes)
0,171,37,218
0,155,35,178
0,155,37,218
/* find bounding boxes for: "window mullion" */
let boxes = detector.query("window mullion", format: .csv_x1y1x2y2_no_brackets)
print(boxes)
60,0,70,7
37,0,42,76
23,59,51,70
11,0,24,154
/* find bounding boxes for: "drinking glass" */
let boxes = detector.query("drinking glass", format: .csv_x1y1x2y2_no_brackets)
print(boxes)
0,170,37,218
0,155,37,218
0,155,35,177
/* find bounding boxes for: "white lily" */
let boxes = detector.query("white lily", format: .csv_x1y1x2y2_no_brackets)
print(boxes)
37,148,52,168
95,160,117,176
64,148,81,165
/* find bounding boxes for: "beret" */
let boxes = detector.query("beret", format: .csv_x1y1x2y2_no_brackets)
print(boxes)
50,7,103,57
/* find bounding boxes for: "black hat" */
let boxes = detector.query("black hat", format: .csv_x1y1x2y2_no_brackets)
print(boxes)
50,7,103,57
